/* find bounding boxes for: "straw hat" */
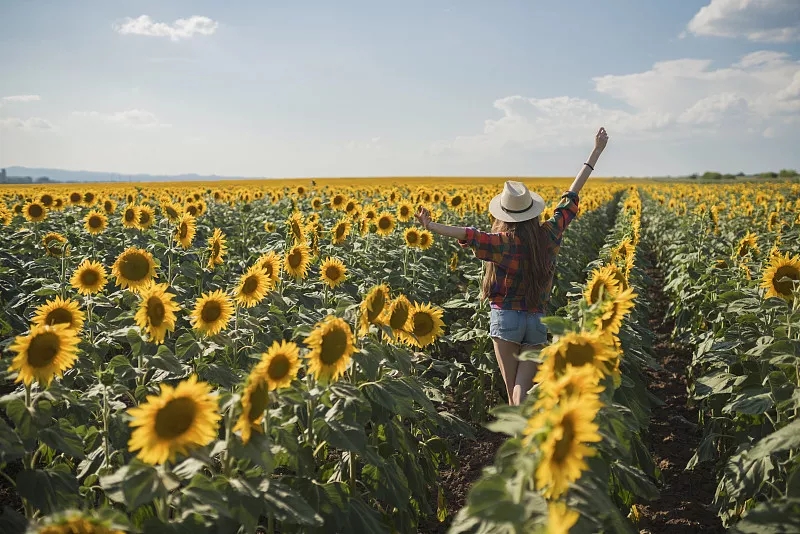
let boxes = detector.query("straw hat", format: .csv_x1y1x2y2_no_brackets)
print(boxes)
488,181,545,223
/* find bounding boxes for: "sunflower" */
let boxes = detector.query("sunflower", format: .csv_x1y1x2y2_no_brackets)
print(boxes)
534,365,605,412
24,201,47,222
284,243,311,280
83,191,97,205
386,295,412,338
448,194,464,211
36,510,125,534
127,375,221,465
320,257,347,288
331,218,351,245
84,210,107,235
449,252,459,272
175,213,197,249
330,193,346,211
535,396,603,498
235,265,271,307
264,221,276,232
397,201,414,222
112,247,157,291
39,193,54,208
190,289,234,336
121,204,140,229
403,302,445,348
311,197,323,210
547,501,580,534
304,315,356,382
258,339,301,391
287,212,306,243
102,198,117,214
736,231,760,258
418,229,433,250
135,282,179,344
535,331,618,383
584,267,620,305
161,201,182,223
358,284,391,336
42,232,69,257
207,228,227,269
255,251,282,286
233,374,269,445
403,228,420,248
8,324,80,387
594,287,637,335
32,296,86,331
761,252,800,301
375,212,396,236
137,205,155,230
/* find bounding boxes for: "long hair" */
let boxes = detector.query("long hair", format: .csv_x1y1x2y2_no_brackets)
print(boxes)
480,217,554,310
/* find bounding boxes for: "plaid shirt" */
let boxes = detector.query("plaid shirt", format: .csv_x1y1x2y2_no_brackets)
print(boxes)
458,190,580,312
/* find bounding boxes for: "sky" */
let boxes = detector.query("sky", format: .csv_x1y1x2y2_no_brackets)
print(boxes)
1,0,799,178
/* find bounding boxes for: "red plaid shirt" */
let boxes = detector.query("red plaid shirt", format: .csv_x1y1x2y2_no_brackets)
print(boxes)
458,190,580,312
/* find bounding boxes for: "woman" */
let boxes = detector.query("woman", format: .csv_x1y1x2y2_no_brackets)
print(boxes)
415,127,609,406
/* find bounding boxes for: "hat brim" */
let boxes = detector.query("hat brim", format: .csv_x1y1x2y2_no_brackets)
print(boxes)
488,192,545,222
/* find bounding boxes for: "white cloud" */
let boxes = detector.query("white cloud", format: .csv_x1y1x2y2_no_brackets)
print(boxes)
113,15,218,41
2,94,41,103
0,117,55,131
432,51,800,156
345,136,382,151
72,109,171,128
686,0,800,42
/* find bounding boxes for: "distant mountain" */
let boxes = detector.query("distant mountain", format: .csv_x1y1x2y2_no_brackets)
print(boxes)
4,166,251,183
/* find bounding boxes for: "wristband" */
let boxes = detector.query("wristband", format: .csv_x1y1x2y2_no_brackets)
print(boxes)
584,162,594,171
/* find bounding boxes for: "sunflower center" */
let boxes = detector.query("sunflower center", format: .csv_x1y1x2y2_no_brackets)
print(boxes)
179,223,189,239
319,327,348,365
263,263,274,278
400,206,409,217
242,275,259,295
773,265,800,296
27,332,60,368
562,341,597,369
80,269,100,287
70,193,82,203
288,250,303,268
420,234,430,246
212,242,221,257
267,354,290,380
45,308,74,327
589,281,608,304
335,224,347,239
246,380,269,421
154,397,197,439
140,212,151,225
125,209,136,222
120,253,151,282
413,312,434,337
201,300,222,323
378,217,391,230
325,265,342,281
89,216,103,229
41,195,53,206
28,204,44,218
451,196,462,207
407,232,419,244
551,414,577,464
389,304,409,330
104,201,114,212
367,292,386,322
147,296,166,327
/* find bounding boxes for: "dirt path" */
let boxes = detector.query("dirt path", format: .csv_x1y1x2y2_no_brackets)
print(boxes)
636,260,724,534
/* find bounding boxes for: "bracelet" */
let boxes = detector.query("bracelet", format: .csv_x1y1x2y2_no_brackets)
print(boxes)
584,162,594,171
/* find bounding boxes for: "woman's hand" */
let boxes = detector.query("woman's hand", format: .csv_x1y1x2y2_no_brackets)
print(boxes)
415,206,431,229
594,127,609,153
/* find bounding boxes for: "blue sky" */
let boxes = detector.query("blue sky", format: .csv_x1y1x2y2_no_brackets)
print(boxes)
1,0,799,178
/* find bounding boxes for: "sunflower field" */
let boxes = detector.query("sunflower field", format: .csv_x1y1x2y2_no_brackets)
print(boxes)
0,178,798,534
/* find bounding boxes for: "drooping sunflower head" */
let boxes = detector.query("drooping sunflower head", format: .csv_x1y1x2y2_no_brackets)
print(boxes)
111,247,157,292
736,231,760,258
403,302,445,348
287,212,306,243
761,252,800,302
135,282,179,345
235,265,270,308
304,315,356,383
594,286,637,336
127,375,221,465
32,296,86,331
358,284,390,335
418,229,433,250
8,324,80,387
536,331,618,383
320,257,347,289
284,243,311,280
175,213,197,249
70,259,108,296
122,204,140,228
42,232,69,257
24,201,47,222
191,289,234,337
161,201,182,223
84,210,108,235
207,228,227,269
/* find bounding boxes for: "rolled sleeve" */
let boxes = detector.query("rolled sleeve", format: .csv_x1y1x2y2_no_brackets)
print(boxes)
548,190,580,240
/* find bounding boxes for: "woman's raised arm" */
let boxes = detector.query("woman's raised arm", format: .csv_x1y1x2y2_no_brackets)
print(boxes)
415,207,467,240
568,127,609,195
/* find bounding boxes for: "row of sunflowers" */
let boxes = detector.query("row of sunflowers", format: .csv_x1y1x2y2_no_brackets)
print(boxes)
642,181,800,532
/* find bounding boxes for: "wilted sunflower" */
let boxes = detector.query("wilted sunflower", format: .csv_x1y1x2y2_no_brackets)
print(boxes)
175,213,197,249
42,232,69,257
207,228,227,269
84,210,107,235
397,201,414,222
331,218,351,245
358,284,391,336
375,212,396,236
255,251,282,286
535,396,603,498
8,324,80,387
761,252,800,301
234,265,270,307
535,331,618,383
258,339,301,391
121,204,140,229
23,201,47,222
284,243,311,280
112,247,157,291
403,228,420,248
32,296,85,331
320,257,347,288
404,302,445,348
595,286,637,335
127,375,221,465
304,315,356,382
191,289,234,336
418,229,433,250
386,295,412,338
137,205,155,230
547,501,580,534
135,282,179,344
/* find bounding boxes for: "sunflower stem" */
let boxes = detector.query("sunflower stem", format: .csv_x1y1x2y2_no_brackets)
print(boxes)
24,384,31,409
233,305,240,369
102,385,111,471
349,451,357,494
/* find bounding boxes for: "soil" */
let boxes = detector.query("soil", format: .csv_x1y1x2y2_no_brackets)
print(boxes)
636,260,724,534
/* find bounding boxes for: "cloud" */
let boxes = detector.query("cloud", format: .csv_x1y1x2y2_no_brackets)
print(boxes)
345,137,382,151
686,0,800,42
72,109,171,128
113,15,218,41
0,117,55,131
2,94,41,103
432,51,800,156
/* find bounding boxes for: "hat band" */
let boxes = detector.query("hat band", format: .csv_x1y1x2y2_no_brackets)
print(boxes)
501,198,534,214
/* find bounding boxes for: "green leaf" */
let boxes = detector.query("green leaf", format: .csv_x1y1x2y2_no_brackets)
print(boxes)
723,392,774,415
465,474,526,524
0,505,27,534
39,419,86,459
149,345,184,375
730,498,800,534
100,462,165,510
747,419,800,459
0,417,25,463
258,479,324,526
610,461,659,501
175,332,200,360
16,465,79,515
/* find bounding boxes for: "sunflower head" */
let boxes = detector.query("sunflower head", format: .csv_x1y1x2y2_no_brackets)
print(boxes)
207,228,227,269
8,324,80,387
761,252,800,301
35,510,125,534
386,295,412,337
112,247,157,292
256,251,282,284
403,228,420,248
32,296,85,331
84,210,108,235
24,201,47,222
233,374,270,445
358,284,390,335
375,212,396,236
320,257,347,288
284,243,311,280
536,331,618,383
235,265,270,308
42,232,69,257
174,213,197,249
403,302,445,348
418,229,433,250
593,287,637,336
137,205,155,229
258,339,301,391
135,282,179,344
122,204,140,228
304,315,356,383
191,289,234,336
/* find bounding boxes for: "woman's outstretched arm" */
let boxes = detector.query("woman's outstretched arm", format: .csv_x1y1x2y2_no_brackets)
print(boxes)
569,127,609,195
414,207,467,240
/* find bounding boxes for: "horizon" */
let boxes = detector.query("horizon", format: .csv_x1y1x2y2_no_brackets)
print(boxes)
2,1,800,178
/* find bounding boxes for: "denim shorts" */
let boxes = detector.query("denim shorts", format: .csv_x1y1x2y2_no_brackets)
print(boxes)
489,309,548,346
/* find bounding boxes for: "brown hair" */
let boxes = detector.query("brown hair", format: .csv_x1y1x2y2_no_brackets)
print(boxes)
480,217,554,309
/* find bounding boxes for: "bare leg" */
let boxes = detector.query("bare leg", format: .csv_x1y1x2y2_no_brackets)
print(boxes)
512,344,544,405
492,337,520,405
